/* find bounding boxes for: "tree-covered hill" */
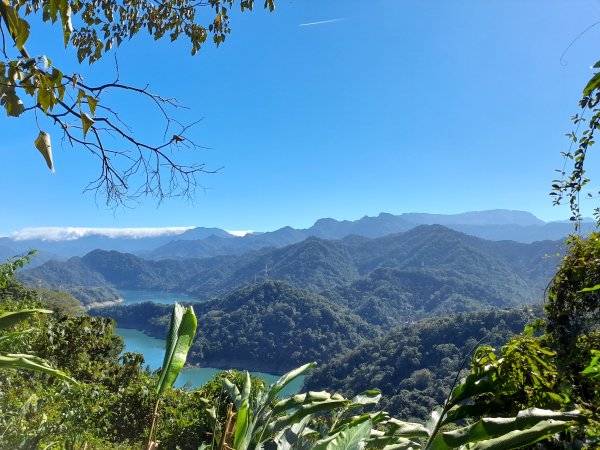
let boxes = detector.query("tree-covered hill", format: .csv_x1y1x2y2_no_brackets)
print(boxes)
320,267,516,327
16,258,122,306
304,306,541,421
96,294,542,420
94,281,379,373
23,226,561,316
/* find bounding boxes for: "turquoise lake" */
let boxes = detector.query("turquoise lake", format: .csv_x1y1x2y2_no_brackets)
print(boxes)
119,289,196,305
114,291,304,395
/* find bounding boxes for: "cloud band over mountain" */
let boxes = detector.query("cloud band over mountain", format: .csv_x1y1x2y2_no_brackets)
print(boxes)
9,227,195,241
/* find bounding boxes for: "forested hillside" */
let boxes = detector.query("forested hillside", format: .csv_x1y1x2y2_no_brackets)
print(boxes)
21,226,562,313
95,281,379,373
95,291,543,420
304,307,540,420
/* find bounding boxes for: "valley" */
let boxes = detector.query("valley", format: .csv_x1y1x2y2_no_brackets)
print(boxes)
10,210,572,422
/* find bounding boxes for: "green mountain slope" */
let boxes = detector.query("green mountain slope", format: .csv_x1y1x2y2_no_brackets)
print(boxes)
23,226,561,318
304,306,540,421
94,281,378,373
321,267,516,327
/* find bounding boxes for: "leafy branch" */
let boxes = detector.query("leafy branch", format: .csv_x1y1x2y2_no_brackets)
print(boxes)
0,0,275,205
552,61,600,227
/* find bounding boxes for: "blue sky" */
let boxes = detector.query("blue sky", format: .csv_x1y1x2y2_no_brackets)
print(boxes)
1,0,600,235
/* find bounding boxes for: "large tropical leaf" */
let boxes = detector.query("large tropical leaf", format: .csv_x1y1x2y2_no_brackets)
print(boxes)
0,309,53,329
262,362,316,407
448,366,496,405
156,303,197,394
313,419,372,450
233,372,253,450
385,418,429,439
0,353,76,384
270,416,314,450
459,419,580,450
332,411,390,436
430,408,582,449
266,392,351,437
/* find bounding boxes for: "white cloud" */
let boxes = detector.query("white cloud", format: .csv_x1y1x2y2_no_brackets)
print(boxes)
298,18,345,27
10,227,194,241
226,230,254,237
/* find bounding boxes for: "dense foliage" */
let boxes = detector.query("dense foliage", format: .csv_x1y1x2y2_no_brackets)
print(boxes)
96,281,378,373
544,233,600,440
0,279,276,449
18,257,122,305
304,307,540,421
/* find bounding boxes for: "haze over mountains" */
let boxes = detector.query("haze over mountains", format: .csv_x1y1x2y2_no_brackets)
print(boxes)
1,209,594,263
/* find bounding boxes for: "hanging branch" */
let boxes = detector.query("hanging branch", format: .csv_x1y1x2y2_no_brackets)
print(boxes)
0,0,275,205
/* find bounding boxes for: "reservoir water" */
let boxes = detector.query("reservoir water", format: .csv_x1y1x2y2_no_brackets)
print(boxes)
116,328,304,395
119,290,196,305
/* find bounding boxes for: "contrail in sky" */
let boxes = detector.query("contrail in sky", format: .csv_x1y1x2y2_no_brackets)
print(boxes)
298,18,345,27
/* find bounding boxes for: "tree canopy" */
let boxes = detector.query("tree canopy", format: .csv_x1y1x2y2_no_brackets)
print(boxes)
0,0,274,204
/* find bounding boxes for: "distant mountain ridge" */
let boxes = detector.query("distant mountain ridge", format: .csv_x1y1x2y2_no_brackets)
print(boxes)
143,210,594,260
21,225,562,323
2,210,593,262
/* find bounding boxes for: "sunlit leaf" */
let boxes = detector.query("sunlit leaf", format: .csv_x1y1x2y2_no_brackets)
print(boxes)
0,309,53,330
81,113,95,138
34,131,55,173
156,303,197,394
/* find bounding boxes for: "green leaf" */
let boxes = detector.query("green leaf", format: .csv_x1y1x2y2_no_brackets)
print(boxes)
385,418,429,438
449,366,496,405
233,371,253,450
579,284,600,292
34,131,55,173
267,392,351,437
59,2,73,46
16,17,30,50
583,72,600,96
81,113,95,138
222,378,242,407
432,408,581,449
425,407,443,435
581,350,600,379
3,4,30,50
86,95,98,116
0,353,76,384
460,419,579,450
349,390,381,408
1,87,25,117
313,419,372,450
263,362,316,407
0,309,53,330
156,303,197,394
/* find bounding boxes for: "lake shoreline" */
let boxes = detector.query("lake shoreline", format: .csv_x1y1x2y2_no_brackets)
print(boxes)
115,327,305,395
115,325,292,375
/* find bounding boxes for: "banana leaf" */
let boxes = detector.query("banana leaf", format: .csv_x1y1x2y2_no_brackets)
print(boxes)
313,419,372,450
0,353,76,384
0,309,53,329
156,303,197,394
